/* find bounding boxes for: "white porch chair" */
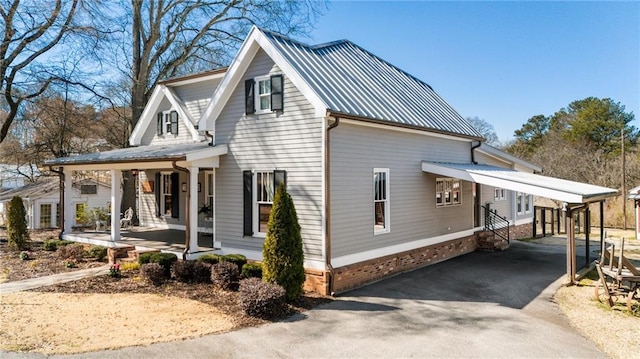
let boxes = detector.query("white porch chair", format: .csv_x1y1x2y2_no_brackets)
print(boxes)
120,207,134,229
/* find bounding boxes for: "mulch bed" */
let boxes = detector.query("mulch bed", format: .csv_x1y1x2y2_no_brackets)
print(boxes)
0,230,106,283
2,229,332,327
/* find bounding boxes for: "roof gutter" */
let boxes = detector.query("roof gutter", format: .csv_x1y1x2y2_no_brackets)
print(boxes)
326,110,484,142
471,140,482,165
49,166,65,240
172,161,191,259
325,116,340,296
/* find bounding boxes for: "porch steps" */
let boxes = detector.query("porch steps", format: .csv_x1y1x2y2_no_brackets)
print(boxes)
476,231,509,251
108,246,161,265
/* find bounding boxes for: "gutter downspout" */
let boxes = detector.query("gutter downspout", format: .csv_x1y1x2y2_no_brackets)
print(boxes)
172,161,190,260
49,166,65,240
471,140,482,165
325,117,340,296
205,131,214,146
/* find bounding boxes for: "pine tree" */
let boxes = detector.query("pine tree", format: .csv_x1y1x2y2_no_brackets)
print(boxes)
7,196,29,250
262,183,305,301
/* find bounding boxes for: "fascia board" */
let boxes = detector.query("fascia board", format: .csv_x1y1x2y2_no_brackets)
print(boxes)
130,86,164,146
185,144,228,162
162,86,199,141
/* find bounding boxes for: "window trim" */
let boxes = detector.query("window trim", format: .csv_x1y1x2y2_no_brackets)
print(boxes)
373,168,390,235
255,75,272,114
436,178,462,207
516,192,532,215
160,172,173,217
494,188,506,201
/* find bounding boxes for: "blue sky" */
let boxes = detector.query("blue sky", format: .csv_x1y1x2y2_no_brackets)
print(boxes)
309,1,639,143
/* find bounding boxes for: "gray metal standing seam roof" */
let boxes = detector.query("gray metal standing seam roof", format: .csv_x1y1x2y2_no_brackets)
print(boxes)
262,29,483,139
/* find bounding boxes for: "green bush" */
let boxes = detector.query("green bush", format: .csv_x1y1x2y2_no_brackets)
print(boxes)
87,245,107,261
241,263,263,279
238,278,287,319
7,196,29,250
149,252,178,277
171,260,195,283
43,240,58,251
193,262,212,283
197,254,221,265
43,239,73,251
220,254,247,271
57,244,86,260
262,183,305,301
138,252,154,265
140,263,165,286
211,262,240,291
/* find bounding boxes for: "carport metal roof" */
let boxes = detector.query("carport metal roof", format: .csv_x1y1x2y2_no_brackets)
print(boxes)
421,161,618,204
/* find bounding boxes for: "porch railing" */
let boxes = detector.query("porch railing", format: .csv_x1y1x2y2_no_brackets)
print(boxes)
482,205,510,244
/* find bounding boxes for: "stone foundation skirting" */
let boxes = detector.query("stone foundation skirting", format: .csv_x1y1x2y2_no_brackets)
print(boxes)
325,235,478,294
510,222,533,240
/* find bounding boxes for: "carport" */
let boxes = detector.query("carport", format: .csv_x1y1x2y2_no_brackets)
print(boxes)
422,161,619,284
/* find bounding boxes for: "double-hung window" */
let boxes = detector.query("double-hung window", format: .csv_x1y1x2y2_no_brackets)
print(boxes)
40,203,52,228
494,188,506,201
374,168,390,234
243,169,287,237
516,192,531,214
161,173,172,216
436,178,461,207
245,74,284,114
156,110,179,136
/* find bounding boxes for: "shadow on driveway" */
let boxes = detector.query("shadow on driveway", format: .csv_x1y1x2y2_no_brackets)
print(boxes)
339,240,581,310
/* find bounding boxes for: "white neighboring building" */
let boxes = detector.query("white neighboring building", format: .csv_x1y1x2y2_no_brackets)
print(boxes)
0,178,111,229
0,164,39,190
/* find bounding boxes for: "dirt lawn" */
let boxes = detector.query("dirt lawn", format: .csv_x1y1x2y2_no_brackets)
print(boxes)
0,292,234,354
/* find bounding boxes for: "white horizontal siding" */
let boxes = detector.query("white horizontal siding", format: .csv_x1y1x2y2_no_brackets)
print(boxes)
215,49,323,261
173,78,222,122
330,122,474,258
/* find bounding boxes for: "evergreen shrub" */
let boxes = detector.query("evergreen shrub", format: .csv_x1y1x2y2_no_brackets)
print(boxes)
262,183,305,301
140,263,165,286
241,263,263,279
7,196,29,250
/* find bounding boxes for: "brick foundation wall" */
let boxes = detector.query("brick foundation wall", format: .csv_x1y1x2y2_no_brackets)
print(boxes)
510,222,533,240
327,235,478,294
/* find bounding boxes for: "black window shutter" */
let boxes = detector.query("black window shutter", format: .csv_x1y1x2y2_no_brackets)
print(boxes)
155,172,161,217
274,169,287,191
170,111,178,134
245,79,255,115
243,170,253,236
171,172,179,218
157,113,163,135
270,74,283,111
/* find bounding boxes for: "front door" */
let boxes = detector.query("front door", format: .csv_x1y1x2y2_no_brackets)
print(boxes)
473,183,481,227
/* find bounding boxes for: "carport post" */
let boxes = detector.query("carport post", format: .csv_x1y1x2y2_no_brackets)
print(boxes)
564,204,576,284
585,207,590,267
599,201,604,251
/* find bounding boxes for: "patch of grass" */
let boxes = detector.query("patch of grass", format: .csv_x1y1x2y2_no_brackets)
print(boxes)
1,343,38,352
578,268,599,286
517,237,536,243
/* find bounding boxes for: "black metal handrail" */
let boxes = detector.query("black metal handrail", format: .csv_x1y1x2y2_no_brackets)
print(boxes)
482,205,510,244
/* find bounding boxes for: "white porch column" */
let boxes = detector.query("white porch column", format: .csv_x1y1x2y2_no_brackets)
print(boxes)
63,169,73,234
189,166,199,253
110,169,121,241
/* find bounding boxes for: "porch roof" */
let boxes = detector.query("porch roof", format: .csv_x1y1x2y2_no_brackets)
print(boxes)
45,142,227,169
421,161,618,204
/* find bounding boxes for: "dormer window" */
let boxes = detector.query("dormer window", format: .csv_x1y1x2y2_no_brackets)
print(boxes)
245,74,284,115
156,110,178,136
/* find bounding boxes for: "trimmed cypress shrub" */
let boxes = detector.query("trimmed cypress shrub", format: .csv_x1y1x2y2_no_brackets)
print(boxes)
220,254,247,271
262,183,305,301
239,278,287,319
7,196,29,250
197,253,221,265
140,263,165,286
211,262,240,291
241,262,263,279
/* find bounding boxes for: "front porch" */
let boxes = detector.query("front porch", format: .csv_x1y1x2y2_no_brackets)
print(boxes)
63,227,218,259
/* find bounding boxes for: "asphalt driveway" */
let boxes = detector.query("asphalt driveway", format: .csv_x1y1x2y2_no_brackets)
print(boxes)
4,240,604,358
